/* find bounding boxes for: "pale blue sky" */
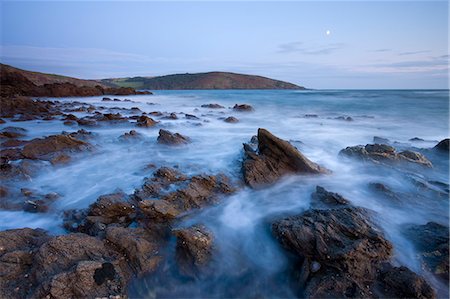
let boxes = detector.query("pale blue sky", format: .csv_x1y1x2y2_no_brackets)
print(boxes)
0,1,448,89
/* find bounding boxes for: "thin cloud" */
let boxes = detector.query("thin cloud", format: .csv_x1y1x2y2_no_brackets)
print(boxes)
277,41,344,55
398,50,431,56
372,48,392,52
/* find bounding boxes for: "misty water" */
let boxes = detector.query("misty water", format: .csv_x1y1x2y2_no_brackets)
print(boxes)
1,89,448,297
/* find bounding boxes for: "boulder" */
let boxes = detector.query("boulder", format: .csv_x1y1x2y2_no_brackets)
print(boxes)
185,114,200,120
242,128,329,188
233,104,254,111
157,129,190,146
173,224,214,279
311,185,349,208
224,116,239,123
136,115,158,127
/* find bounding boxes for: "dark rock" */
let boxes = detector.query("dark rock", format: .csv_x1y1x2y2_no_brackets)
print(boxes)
102,97,112,101
119,130,143,141
76,117,97,127
0,97,60,120
201,104,224,109
1,139,28,148
173,224,214,279
224,116,239,123
0,118,5,124
304,114,318,118
369,182,401,202
378,266,436,299
157,129,190,146
373,136,390,144
0,126,27,139
311,186,349,207
410,137,425,142
162,112,178,120
340,144,433,167
404,222,449,282
185,113,200,120
137,115,158,127
242,128,329,188
434,138,449,152
233,104,254,111
335,116,354,121
21,134,90,161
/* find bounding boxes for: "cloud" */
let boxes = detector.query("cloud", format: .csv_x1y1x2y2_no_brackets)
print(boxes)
398,50,431,56
353,55,448,74
372,48,392,52
277,41,344,55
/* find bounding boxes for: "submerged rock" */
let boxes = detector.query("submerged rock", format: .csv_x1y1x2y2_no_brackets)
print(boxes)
173,224,214,279
157,129,190,146
0,126,27,139
242,128,329,188
340,143,433,167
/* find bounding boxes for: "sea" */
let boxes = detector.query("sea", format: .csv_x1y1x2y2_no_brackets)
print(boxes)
0,89,448,297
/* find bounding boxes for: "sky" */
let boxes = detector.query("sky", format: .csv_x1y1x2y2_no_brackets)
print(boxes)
0,0,448,89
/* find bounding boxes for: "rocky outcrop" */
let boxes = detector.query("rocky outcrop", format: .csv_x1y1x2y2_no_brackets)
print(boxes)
272,188,435,299
0,97,61,120
173,224,214,279
21,134,91,162
340,144,433,167
434,138,449,152
157,129,190,146
242,128,329,188
136,115,158,127
224,116,239,123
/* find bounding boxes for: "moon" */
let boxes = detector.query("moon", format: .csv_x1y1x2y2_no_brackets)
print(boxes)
326,30,331,36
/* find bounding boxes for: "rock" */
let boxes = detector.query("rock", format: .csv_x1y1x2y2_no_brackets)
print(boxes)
434,138,449,152
21,134,90,161
335,116,354,121
0,148,24,161
340,144,433,168
102,97,112,101
404,222,449,281
368,182,401,202
65,129,93,140
98,113,127,122
304,114,318,118
64,192,135,236
0,228,50,298
139,200,181,222
173,224,214,279
378,266,436,299
136,115,158,127
0,118,5,124
162,112,178,120
410,137,425,142
201,104,224,109
233,104,254,111
77,117,97,126
0,97,60,120
224,116,239,123
242,128,329,188
105,227,162,275
373,136,390,144
157,129,190,146
0,185,7,197
0,126,27,139
1,139,28,148
311,186,349,208
119,130,143,141
185,113,200,120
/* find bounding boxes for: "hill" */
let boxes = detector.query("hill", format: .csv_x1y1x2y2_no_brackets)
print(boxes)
101,72,304,90
0,64,150,97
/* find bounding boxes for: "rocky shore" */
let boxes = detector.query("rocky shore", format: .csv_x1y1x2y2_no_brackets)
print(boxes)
0,92,448,298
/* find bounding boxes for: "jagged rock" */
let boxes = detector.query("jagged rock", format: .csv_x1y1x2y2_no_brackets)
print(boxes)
21,134,91,161
201,104,224,109
224,116,239,123
136,115,158,127
233,104,254,111
340,144,433,167
311,185,349,208
173,224,214,279
157,129,190,145
0,97,60,120
139,200,181,223
434,138,449,152
242,128,329,188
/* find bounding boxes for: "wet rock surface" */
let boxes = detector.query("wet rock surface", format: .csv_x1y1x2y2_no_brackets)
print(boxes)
340,143,433,167
233,104,254,111
434,138,449,152
157,129,190,145
272,188,436,299
173,224,214,279
242,128,329,188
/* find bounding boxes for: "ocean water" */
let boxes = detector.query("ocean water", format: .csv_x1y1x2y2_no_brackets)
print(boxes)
0,89,448,297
